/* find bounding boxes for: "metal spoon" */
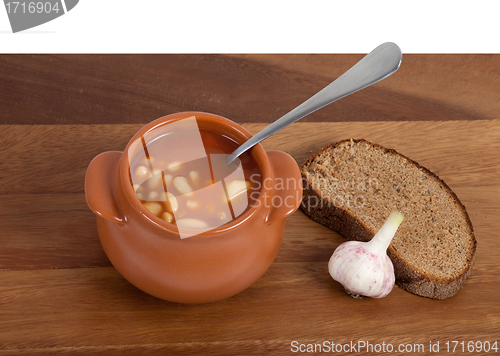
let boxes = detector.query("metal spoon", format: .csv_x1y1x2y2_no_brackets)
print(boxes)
226,42,402,164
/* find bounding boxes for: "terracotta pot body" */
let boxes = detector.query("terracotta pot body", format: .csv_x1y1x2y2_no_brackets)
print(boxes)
85,112,302,303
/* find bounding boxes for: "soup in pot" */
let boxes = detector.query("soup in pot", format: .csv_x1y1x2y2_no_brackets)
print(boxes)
127,116,261,238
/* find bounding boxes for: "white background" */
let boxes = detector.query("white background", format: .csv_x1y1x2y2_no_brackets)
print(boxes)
0,0,499,53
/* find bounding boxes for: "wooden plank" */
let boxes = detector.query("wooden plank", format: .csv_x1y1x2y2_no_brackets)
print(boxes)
0,120,498,354
233,54,500,122
0,55,498,125
0,338,498,356
0,194,109,269
0,125,139,194
0,264,498,353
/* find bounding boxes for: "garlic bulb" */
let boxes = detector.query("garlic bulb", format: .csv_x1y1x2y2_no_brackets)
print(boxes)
328,212,404,298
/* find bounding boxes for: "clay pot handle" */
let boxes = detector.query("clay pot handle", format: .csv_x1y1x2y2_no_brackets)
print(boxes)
265,150,303,224
85,151,125,223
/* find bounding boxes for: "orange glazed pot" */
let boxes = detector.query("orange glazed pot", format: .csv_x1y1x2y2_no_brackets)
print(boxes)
85,112,302,303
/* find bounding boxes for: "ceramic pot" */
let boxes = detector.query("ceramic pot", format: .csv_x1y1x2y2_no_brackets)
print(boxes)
85,112,302,303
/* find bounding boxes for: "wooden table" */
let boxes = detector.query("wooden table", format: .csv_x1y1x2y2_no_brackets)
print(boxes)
1,55,499,355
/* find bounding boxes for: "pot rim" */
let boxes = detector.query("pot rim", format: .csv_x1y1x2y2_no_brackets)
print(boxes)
119,111,273,238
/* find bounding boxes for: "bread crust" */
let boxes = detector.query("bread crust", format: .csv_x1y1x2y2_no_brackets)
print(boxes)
301,139,476,299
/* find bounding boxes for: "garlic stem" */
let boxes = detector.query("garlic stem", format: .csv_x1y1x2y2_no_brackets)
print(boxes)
367,212,404,252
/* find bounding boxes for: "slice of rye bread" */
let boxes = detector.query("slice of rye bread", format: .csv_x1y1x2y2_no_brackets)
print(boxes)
301,139,476,299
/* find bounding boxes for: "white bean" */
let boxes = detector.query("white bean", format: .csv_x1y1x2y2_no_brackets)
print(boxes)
142,201,162,217
161,211,174,223
186,200,200,209
136,192,144,200
133,184,143,193
167,161,182,172
135,165,150,179
164,192,179,213
173,176,193,196
147,169,163,190
226,180,252,201
189,170,200,185
176,218,209,229
148,191,164,201
164,174,173,185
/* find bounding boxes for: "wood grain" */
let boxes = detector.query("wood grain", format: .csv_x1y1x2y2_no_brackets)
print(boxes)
0,120,499,354
0,55,498,125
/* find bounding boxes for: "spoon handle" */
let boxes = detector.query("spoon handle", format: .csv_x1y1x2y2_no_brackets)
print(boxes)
227,42,402,164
